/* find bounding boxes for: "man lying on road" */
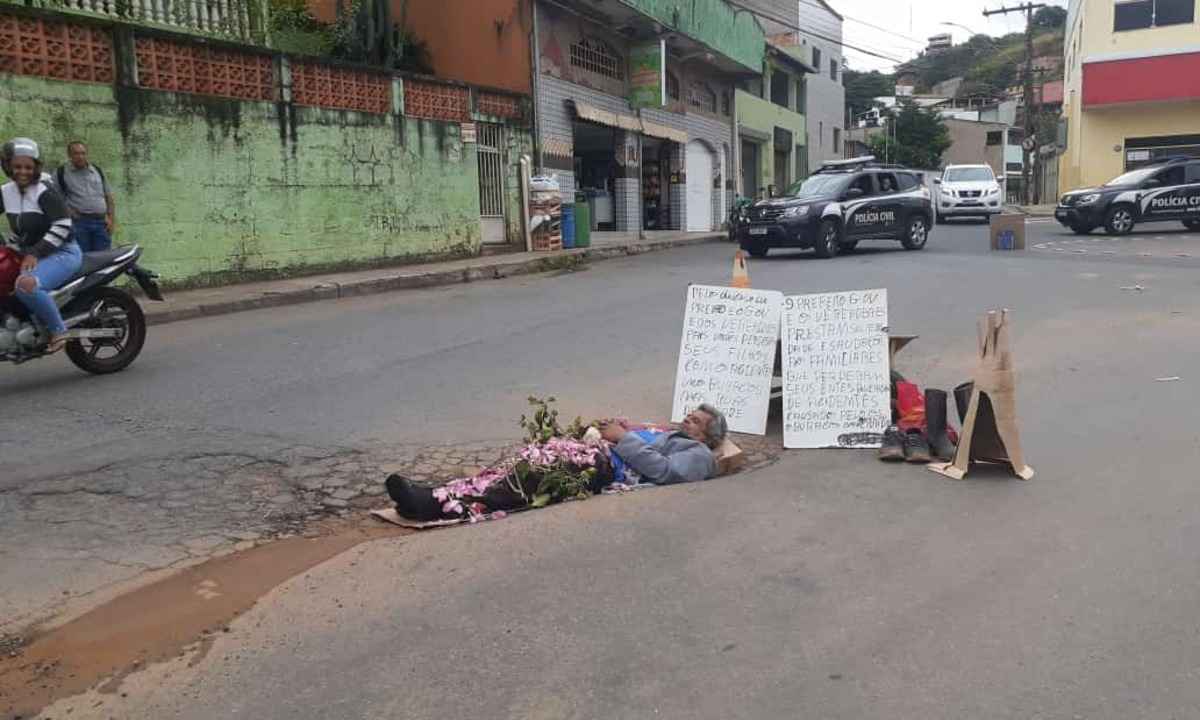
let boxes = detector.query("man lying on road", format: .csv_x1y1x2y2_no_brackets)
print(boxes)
385,404,729,522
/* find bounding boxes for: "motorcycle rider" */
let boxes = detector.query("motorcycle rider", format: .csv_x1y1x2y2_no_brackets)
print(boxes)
1,138,80,353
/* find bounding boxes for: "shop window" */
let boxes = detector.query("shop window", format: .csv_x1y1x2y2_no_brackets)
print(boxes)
986,131,1003,146
688,81,717,113
569,37,623,81
667,71,680,101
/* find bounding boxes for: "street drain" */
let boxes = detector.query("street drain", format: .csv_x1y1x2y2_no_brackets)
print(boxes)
0,521,406,720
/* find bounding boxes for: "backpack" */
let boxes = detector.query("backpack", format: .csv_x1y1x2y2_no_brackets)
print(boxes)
56,164,106,199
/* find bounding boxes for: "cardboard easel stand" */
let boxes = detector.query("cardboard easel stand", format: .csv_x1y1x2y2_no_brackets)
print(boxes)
928,309,1034,481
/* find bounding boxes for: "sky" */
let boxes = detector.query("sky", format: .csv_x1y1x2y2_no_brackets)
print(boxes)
822,0,1070,72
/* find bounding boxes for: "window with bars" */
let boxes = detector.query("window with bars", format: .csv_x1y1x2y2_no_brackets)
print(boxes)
569,37,623,81
688,81,716,113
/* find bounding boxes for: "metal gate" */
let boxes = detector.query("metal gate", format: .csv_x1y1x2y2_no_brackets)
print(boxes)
477,123,507,244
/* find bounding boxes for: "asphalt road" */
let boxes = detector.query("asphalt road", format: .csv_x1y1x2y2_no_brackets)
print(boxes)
11,216,1200,719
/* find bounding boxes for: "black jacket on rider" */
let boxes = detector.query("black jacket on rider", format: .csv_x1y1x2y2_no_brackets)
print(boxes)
1,179,73,258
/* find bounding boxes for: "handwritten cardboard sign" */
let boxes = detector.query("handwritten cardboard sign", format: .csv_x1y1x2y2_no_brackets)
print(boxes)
781,289,891,448
672,285,783,436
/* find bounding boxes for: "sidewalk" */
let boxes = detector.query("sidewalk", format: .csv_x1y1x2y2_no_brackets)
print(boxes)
146,231,725,326
1004,204,1056,217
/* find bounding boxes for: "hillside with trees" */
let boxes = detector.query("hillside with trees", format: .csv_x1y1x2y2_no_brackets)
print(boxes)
843,5,1067,121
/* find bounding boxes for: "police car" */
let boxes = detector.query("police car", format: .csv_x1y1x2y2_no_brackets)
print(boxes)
738,156,934,259
1055,156,1200,235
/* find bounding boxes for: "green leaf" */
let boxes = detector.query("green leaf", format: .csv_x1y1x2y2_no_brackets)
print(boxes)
530,494,551,508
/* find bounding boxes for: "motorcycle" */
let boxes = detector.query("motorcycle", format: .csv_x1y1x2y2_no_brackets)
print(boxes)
727,196,753,243
0,244,164,374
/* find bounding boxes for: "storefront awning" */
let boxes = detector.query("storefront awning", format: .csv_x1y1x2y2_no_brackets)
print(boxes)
571,101,688,145
640,119,688,144
572,102,641,132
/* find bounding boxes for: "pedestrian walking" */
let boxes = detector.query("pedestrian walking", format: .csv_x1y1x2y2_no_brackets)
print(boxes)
55,141,114,253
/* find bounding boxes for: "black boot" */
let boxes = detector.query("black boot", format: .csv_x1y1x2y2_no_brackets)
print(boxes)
954,382,975,425
385,474,447,521
925,388,956,461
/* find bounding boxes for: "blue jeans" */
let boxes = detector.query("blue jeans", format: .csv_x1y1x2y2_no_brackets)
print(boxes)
15,243,83,335
73,217,112,253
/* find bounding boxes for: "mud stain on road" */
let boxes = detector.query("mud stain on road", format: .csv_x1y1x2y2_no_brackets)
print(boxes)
0,521,407,720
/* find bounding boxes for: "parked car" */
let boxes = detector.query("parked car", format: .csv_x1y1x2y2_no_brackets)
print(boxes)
737,156,934,259
934,164,1003,222
1055,156,1200,235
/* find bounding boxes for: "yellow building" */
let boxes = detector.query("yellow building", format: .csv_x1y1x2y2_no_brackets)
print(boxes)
1060,0,1200,192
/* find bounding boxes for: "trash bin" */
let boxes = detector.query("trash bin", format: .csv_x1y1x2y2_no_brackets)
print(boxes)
574,193,591,248
561,203,576,249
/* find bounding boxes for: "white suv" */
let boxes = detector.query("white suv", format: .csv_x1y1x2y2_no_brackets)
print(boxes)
935,165,1003,222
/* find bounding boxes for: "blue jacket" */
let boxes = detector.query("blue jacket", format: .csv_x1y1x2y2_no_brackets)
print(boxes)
613,431,717,485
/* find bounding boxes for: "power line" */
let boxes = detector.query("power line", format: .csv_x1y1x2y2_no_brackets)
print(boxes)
724,0,907,64
797,0,926,46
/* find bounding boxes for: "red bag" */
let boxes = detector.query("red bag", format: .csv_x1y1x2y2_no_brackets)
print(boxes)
0,247,20,297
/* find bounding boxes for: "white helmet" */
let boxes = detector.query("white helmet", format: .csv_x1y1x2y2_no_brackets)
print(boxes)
3,137,40,161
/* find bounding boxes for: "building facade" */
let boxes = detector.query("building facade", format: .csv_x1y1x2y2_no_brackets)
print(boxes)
1060,0,1200,190
794,0,844,170
533,0,763,233
735,44,810,200
737,0,842,173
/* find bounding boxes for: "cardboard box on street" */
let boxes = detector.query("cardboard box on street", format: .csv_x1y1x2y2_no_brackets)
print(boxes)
989,213,1026,251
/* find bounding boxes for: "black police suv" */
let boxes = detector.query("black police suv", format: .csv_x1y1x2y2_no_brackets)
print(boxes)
737,157,934,259
1055,156,1200,236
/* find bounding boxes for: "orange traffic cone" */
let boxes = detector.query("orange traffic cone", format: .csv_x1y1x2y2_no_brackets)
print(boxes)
731,250,751,288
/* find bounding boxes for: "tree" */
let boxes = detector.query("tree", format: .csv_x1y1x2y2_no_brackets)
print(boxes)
843,70,894,125
1033,5,1067,29
866,105,952,169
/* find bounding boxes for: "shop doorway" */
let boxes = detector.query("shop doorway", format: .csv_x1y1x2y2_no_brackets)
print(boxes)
686,140,714,232
741,139,760,200
642,137,673,230
572,121,617,231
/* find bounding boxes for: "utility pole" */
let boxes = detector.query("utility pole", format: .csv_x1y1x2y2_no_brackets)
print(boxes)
983,2,1045,205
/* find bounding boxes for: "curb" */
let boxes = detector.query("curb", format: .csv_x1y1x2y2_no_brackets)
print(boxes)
146,234,725,326
1004,205,1056,218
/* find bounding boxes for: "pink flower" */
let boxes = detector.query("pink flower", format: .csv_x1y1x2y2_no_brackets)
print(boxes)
491,510,508,520
442,499,463,515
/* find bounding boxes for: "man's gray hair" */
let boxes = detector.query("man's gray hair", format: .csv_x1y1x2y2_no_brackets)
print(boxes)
696,403,728,449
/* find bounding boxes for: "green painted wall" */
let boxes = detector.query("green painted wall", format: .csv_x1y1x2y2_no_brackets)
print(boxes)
620,0,764,73
0,73,484,286
735,88,806,195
